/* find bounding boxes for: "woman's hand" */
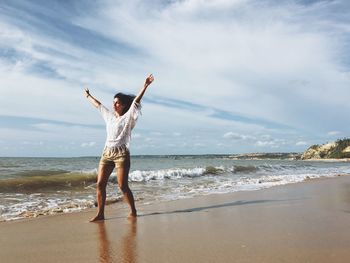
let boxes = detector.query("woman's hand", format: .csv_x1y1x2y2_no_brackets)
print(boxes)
144,74,154,88
135,74,154,103
84,88,90,98
84,87,101,108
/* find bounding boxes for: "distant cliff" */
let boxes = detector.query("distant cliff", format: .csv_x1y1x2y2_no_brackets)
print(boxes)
301,139,350,160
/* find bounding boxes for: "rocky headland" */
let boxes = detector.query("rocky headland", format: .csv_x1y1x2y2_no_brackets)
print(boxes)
301,138,350,160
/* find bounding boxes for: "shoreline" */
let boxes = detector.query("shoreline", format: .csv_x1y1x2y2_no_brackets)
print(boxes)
2,155,350,224
1,173,347,223
1,175,350,262
1,173,348,223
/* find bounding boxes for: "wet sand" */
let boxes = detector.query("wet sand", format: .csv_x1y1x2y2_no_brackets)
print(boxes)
1,176,350,263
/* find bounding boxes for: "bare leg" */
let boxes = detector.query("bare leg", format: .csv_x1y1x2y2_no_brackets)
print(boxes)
90,164,114,222
117,158,137,217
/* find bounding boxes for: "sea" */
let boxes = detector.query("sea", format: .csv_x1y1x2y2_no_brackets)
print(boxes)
1,155,350,221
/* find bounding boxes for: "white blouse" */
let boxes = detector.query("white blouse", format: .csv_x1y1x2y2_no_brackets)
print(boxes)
98,100,141,149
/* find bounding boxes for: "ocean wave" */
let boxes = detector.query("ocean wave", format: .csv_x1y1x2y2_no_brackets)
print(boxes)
232,165,259,173
0,172,97,192
0,166,230,191
15,169,72,177
121,164,326,182
129,167,206,182
1,163,343,192
204,166,225,175
230,163,316,174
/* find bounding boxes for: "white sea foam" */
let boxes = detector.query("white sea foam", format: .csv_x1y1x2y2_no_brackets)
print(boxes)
0,196,96,221
129,167,206,182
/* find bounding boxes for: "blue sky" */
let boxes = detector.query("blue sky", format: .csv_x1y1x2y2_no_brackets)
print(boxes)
1,0,350,157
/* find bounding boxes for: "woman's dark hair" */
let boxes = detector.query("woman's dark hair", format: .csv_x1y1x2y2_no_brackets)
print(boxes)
114,93,136,115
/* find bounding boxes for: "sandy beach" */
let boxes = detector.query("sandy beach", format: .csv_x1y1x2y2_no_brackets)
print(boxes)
1,175,350,263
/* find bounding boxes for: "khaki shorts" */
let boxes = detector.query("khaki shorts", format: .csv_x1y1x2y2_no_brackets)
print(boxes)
99,145,130,169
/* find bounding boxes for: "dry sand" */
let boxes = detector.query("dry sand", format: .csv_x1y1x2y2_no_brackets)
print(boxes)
1,176,350,263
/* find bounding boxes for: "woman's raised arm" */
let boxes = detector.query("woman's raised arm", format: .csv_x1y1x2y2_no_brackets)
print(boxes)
84,88,101,108
134,74,154,104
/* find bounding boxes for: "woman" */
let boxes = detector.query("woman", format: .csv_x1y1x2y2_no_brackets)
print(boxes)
84,74,154,221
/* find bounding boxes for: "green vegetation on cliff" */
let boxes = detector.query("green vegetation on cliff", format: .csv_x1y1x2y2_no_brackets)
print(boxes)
301,138,350,160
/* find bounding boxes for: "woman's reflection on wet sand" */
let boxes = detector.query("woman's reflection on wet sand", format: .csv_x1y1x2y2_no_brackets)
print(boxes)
97,218,137,263
121,218,137,263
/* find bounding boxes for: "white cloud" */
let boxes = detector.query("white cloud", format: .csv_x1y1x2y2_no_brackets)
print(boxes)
255,138,287,148
132,133,141,139
296,141,308,146
256,140,277,147
223,132,255,140
1,0,350,156
81,142,96,148
150,131,163,136
21,141,44,146
327,131,341,136
74,0,350,129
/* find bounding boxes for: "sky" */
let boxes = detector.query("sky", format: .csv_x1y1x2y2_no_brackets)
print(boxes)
0,0,350,157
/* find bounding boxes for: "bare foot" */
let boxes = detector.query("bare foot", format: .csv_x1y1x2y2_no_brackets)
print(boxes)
128,211,137,219
89,214,105,222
